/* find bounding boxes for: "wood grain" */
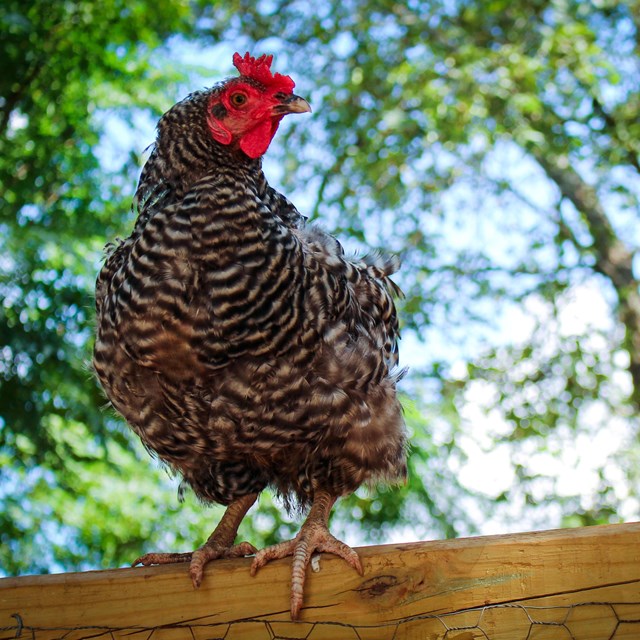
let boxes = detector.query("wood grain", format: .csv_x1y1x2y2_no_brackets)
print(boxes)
2,522,639,639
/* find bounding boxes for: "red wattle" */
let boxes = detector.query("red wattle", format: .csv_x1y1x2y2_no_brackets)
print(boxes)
239,119,281,159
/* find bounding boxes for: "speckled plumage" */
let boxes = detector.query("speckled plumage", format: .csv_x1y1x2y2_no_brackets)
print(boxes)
93,53,407,618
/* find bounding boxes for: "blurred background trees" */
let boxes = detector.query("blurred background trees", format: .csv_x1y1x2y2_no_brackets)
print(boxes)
2,0,638,575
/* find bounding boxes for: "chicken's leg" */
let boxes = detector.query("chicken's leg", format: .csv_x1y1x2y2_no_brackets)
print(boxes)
250,490,363,619
133,493,258,587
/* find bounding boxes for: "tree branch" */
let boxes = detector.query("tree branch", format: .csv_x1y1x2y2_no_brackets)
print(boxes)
533,150,640,409
589,95,640,175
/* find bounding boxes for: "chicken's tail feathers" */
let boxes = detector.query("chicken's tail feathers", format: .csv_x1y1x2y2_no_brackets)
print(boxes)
359,251,403,298
360,250,401,275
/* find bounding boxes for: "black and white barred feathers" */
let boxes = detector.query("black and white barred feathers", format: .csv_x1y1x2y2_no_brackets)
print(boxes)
93,55,407,512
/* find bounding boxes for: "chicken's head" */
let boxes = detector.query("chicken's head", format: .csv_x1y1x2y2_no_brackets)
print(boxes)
207,52,311,159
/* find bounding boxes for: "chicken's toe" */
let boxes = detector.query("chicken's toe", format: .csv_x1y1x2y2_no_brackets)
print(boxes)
250,539,297,575
190,541,258,587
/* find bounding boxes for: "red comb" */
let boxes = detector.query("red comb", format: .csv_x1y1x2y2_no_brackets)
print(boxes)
232,52,295,93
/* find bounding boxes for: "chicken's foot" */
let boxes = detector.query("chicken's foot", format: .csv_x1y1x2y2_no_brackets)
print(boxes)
133,493,258,587
251,490,363,620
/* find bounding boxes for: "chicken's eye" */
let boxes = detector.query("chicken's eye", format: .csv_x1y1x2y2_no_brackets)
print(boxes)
230,92,248,107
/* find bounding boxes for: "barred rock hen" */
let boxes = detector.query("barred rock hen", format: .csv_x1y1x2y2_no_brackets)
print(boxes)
93,52,407,619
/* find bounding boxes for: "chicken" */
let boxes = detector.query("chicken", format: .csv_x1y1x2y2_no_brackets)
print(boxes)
93,52,407,620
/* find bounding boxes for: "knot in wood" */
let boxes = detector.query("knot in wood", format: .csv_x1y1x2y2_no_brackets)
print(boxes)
356,575,399,599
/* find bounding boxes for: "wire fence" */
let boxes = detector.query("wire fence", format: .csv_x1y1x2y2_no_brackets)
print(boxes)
3,601,640,640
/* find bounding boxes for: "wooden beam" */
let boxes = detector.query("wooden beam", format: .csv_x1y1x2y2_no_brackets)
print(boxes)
2,522,640,639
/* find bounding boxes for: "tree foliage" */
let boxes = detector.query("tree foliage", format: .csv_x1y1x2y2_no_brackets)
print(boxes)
207,0,640,526
1,0,638,575
1,0,205,573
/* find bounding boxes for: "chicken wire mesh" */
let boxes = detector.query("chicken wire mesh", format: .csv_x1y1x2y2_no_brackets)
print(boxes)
3,602,640,640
